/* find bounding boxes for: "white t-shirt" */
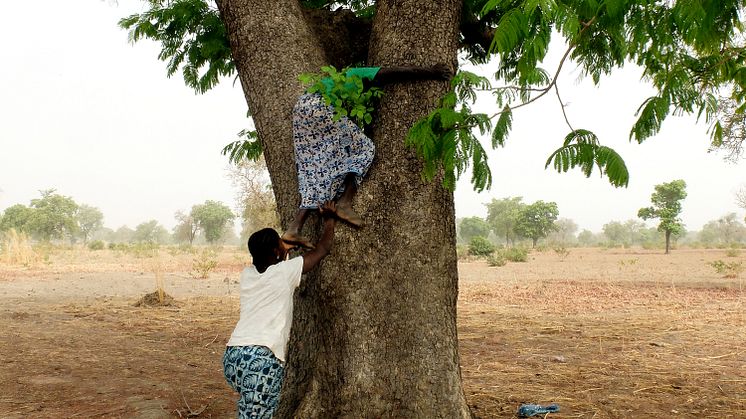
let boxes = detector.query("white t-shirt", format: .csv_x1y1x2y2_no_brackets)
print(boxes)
226,256,304,362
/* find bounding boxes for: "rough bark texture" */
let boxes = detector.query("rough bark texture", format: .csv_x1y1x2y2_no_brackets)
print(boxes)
218,1,470,417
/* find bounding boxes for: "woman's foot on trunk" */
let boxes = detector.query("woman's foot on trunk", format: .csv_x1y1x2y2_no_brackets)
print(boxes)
281,232,315,249
335,203,363,227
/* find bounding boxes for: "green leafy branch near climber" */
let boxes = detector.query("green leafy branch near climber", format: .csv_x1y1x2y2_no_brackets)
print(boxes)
121,0,746,192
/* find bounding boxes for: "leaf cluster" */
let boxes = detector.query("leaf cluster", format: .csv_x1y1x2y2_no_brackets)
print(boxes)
406,71,495,191
300,66,383,129
222,129,262,164
119,0,234,94
545,129,629,187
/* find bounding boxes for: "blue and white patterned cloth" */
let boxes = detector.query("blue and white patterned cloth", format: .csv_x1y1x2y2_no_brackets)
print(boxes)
292,93,375,209
223,345,285,418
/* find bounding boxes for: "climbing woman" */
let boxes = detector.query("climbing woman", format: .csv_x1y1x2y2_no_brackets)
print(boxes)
281,64,452,249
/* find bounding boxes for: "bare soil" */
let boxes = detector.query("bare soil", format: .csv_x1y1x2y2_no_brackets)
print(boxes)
0,247,744,418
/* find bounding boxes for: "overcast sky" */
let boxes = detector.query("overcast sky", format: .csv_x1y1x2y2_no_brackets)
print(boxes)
2,0,745,234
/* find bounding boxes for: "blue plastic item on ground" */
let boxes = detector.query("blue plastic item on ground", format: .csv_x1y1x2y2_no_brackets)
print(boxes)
517,403,560,417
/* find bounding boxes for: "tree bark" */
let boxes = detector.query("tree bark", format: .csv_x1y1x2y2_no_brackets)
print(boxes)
217,1,470,417
665,230,671,254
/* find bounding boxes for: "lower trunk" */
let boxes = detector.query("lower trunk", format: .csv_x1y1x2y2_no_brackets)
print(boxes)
219,0,470,417
665,230,671,254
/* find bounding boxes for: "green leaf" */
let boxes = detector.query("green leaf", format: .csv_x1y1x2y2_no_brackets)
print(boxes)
221,129,262,164
492,107,512,147
545,129,629,187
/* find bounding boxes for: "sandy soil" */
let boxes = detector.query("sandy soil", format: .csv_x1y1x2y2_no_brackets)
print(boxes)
1,247,744,418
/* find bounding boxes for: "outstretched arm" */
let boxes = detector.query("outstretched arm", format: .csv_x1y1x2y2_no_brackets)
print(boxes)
374,64,453,85
301,201,337,273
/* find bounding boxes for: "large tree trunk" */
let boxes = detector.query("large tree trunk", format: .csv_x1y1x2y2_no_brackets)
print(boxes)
217,1,470,417
665,230,671,254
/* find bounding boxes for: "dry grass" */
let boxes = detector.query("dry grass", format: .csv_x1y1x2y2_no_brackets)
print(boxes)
0,229,41,266
0,247,744,418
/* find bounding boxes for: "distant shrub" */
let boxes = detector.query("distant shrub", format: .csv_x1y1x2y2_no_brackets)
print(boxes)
487,253,506,267
535,244,550,253
192,248,218,279
179,243,197,254
88,240,105,250
468,236,495,257
553,245,570,260
641,241,662,250
502,247,528,262
725,248,740,258
709,260,744,278
108,242,129,251
129,242,159,258
618,258,639,267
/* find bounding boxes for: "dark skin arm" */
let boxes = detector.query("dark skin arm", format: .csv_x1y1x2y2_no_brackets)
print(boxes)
373,64,453,85
300,201,337,274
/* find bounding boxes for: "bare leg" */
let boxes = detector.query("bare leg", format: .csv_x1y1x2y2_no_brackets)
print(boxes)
281,208,315,249
336,174,363,227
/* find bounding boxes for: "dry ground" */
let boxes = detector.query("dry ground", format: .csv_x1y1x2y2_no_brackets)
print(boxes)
0,247,744,418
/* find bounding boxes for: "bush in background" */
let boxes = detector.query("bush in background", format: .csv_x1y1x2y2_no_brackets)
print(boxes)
468,236,495,257
87,240,105,251
502,247,528,262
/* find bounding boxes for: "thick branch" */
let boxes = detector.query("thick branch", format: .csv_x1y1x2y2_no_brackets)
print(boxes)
302,7,371,68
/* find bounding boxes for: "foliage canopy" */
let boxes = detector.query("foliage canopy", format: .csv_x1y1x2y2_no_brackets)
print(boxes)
121,0,746,190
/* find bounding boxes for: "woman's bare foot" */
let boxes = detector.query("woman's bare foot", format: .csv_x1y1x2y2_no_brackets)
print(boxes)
281,232,315,249
335,202,363,227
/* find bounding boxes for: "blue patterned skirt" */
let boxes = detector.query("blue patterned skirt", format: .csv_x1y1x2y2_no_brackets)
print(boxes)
223,345,285,418
292,93,375,209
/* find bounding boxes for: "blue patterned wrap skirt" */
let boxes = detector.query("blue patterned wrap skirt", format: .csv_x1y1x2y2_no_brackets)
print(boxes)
223,345,285,418
292,93,375,209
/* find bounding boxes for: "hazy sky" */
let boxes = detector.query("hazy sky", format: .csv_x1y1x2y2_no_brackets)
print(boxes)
2,0,745,234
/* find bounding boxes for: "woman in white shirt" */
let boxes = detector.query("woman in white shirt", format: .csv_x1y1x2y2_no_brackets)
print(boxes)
223,201,337,418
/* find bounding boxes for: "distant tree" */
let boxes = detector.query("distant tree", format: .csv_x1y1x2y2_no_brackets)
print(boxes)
623,219,647,244
638,180,687,254
111,225,135,243
92,227,115,242
173,210,199,245
458,217,490,243
602,219,651,247
699,213,746,245
28,189,79,242
577,229,598,247
602,221,627,246
76,205,104,244
221,223,240,245
639,226,665,246
714,213,743,244
0,204,34,233
548,218,578,244
191,200,235,244
485,197,525,246
515,201,559,248
737,186,746,222
133,220,170,244
227,157,280,238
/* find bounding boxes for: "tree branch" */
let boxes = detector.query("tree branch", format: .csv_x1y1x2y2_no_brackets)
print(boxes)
302,7,371,68
487,42,575,118
555,82,575,132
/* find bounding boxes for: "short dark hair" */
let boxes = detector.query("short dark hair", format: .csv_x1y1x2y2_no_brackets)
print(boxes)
247,228,280,264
